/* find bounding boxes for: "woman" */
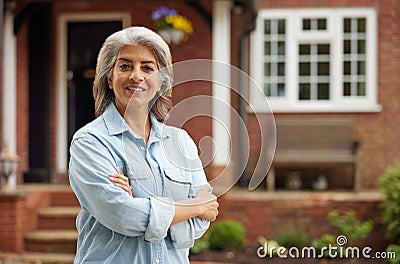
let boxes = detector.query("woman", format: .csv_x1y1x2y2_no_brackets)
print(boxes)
69,26,218,264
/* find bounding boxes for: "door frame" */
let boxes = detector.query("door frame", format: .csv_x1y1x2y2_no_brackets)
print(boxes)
56,12,131,175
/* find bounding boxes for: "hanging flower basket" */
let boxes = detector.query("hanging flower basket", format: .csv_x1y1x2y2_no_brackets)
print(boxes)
151,6,193,45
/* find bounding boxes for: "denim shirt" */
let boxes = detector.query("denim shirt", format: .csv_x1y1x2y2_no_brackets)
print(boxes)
69,103,210,264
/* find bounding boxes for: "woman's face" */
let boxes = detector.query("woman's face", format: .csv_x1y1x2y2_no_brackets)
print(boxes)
108,45,160,116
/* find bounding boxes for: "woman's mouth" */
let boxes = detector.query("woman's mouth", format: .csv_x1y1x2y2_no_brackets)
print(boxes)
125,86,145,93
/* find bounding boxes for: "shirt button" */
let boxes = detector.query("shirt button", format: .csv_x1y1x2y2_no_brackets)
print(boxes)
140,146,145,151
155,259,160,264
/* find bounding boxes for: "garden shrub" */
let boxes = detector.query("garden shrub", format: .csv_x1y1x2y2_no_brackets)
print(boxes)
379,162,400,240
379,161,400,264
207,219,245,250
385,243,400,264
328,210,373,244
311,210,373,258
274,222,310,249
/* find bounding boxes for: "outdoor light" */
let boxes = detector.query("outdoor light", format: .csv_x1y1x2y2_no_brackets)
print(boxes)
0,146,19,191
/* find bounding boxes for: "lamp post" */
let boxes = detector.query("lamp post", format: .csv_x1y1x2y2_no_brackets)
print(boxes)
0,146,19,191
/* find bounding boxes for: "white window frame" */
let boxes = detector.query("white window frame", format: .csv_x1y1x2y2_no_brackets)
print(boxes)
250,8,381,113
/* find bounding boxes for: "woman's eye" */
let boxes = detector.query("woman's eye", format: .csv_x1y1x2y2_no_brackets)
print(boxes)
143,65,154,72
118,63,131,71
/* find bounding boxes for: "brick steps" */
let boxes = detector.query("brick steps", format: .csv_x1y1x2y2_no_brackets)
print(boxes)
38,206,80,230
25,230,78,253
20,187,80,262
16,252,75,264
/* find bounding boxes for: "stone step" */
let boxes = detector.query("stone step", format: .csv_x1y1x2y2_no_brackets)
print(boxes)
50,190,79,207
38,206,80,230
16,252,75,264
25,230,77,253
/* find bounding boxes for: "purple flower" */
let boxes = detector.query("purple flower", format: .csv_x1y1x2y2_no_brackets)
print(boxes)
151,6,177,20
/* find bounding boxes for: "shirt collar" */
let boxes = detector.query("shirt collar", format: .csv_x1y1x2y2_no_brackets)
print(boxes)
102,103,170,139
149,112,170,140
103,103,128,136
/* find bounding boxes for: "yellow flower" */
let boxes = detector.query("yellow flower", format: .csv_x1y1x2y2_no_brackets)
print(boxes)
166,14,193,35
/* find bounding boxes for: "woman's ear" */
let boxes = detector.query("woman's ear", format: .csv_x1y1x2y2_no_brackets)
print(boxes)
107,76,113,89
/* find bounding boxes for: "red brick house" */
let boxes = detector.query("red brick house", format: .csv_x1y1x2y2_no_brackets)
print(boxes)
0,0,399,259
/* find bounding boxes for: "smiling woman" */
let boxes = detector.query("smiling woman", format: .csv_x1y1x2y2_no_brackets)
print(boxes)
108,45,160,120
68,26,219,264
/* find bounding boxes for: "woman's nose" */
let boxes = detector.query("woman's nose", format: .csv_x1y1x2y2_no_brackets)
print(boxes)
129,68,144,83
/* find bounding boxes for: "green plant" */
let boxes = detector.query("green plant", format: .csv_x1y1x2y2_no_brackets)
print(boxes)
311,210,374,259
274,222,310,249
385,243,400,264
311,234,336,258
207,219,245,250
379,162,400,240
379,162,400,264
190,239,210,254
328,210,374,243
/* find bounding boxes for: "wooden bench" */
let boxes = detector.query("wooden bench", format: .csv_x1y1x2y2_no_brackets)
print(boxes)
267,118,360,191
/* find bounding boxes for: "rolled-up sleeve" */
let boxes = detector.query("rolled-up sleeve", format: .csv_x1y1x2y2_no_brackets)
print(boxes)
69,135,175,242
168,130,211,248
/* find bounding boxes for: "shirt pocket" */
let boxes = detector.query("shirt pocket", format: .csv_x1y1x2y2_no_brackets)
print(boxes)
126,166,154,198
163,167,193,200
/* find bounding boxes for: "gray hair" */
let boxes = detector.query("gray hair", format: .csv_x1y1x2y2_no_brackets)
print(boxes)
93,26,173,121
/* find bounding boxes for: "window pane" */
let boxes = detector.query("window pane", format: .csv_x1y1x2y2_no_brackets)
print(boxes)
344,40,351,54
262,19,286,98
318,83,329,99
318,44,329,55
264,41,271,55
264,62,271,76
318,62,330,75
357,61,365,75
318,19,327,30
299,62,310,75
299,83,310,100
344,18,351,33
303,19,311,30
343,82,351,96
278,62,285,76
278,41,285,55
299,44,310,55
357,82,366,96
278,83,285,96
343,61,351,75
358,18,366,33
358,39,366,54
264,20,271,35
264,83,271,96
342,16,368,99
278,19,285,34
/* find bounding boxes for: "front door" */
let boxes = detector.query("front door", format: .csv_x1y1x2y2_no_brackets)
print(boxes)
67,21,122,143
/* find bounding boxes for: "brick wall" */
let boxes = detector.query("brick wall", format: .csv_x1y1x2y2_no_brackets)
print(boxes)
16,21,29,184
0,193,26,253
219,191,389,250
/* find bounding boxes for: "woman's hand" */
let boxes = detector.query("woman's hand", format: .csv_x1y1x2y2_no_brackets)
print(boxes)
109,167,132,196
195,185,219,221
171,185,219,225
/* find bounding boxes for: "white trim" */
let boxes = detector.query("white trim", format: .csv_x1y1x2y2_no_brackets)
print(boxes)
56,12,131,174
250,8,381,113
3,8,17,153
212,1,231,165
